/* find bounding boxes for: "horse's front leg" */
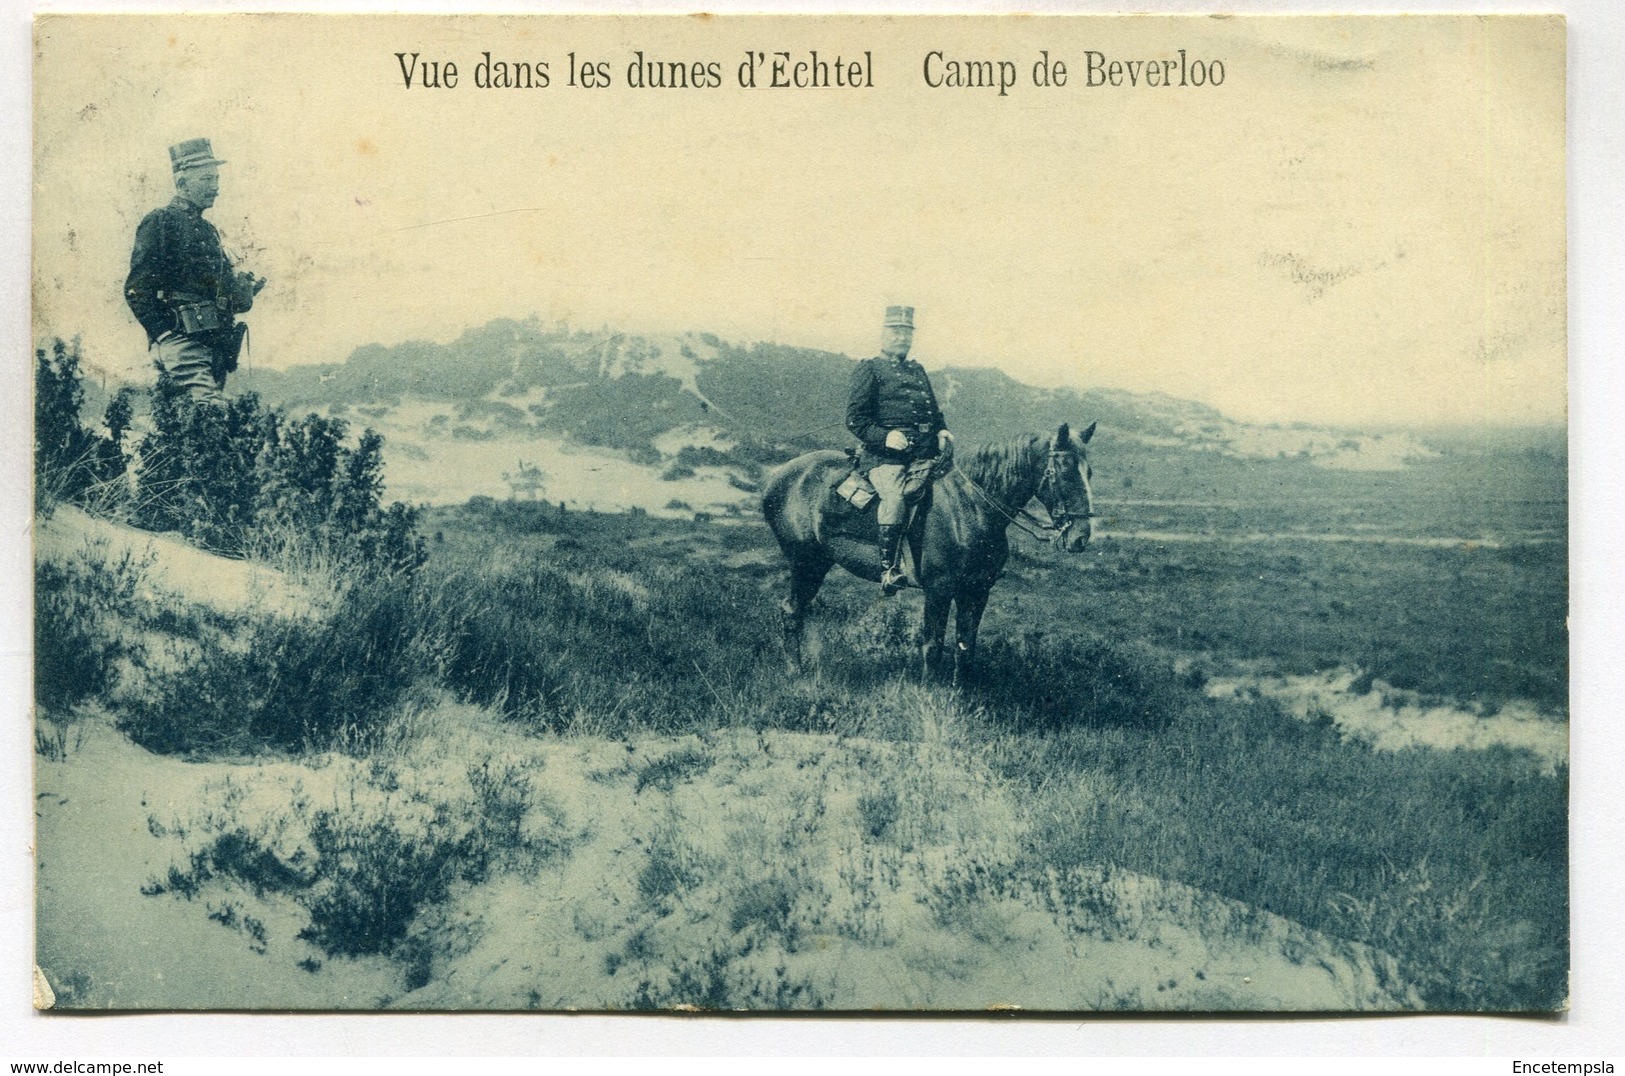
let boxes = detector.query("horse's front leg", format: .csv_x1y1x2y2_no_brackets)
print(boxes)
920,591,952,682
952,585,993,687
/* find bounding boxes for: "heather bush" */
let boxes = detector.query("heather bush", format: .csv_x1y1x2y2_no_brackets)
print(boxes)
423,543,780,732
147,760,572,962
119,572,438,754
973,632,1185,731
33,336,425,575
34,340,132,511
135,374,271,550
33,543,149,713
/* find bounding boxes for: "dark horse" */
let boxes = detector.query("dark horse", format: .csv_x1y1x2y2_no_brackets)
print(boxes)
761,422,1096,682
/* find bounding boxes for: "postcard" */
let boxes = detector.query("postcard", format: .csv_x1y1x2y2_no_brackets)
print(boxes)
31,13,1566,1012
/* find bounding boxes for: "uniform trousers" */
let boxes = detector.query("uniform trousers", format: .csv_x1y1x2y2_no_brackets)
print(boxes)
869,458,936,526
153,333,226,407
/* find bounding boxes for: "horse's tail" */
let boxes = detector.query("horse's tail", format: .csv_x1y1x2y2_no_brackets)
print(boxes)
759,459,797,532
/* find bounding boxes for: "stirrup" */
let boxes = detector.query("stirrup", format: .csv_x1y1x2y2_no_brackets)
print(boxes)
880,566,907,596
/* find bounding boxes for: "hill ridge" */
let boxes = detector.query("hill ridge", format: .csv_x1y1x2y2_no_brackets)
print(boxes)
223,318,1436,486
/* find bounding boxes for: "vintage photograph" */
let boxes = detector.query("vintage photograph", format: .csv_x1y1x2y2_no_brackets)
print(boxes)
30,14,1566,1012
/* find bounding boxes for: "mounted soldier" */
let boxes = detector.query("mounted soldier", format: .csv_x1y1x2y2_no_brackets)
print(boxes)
124,137,265,407
845,305,954,595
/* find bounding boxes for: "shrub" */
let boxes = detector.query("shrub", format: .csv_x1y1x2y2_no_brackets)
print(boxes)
634,745,714,794
974,634,1185,730
150,762,574,962
729,436,796,468
247,573,435,747
35,340,93,487
120,573,436,754
34,562,118,713
35,340,131,512
34,336,425,576
636,825,706,907
156,399,425,578
461,497,564,535
136,376,272,550
626,443,663,467
672,444,761,478
33,542,152,713
466,757,542,853
299,806,477,957
857,787,899,841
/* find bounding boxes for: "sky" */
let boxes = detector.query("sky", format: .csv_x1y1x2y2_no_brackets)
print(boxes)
33,14,1566,428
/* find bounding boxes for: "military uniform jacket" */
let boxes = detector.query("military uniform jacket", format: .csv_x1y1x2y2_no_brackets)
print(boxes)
124,197,235,346
846,355,947,466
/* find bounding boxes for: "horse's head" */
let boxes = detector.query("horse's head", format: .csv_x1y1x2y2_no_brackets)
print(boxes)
1038,421,1096,553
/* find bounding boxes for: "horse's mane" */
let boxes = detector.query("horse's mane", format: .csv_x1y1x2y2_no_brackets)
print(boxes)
958,434,1051,500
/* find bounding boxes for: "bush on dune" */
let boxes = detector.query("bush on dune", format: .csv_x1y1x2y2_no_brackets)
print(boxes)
33,546,148,714
34,333,432,743
138,376,426,573
34,336,426,576
147,757,571,968
423,545,782,733
119,572,439,755
34,340,134,513
972,633,1185,731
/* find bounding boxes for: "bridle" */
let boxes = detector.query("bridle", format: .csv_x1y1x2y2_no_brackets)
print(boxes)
962,443,1095,545
1032,446,1094,544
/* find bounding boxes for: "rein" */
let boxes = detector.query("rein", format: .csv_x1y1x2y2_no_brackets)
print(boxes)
957,447,1092,544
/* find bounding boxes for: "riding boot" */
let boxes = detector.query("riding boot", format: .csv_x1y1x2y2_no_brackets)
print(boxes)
879,523,906,596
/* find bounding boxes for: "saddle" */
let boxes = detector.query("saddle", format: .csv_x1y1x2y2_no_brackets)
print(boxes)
830,447,940,513
825,448,947,588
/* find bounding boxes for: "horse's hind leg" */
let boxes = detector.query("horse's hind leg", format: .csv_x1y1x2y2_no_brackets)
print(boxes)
780,554,832,672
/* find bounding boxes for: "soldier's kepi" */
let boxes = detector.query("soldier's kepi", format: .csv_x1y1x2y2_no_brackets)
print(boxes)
124,137,265,408
845,305,954,596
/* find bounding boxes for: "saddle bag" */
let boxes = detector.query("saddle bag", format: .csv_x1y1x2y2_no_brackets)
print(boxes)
835,469,877,510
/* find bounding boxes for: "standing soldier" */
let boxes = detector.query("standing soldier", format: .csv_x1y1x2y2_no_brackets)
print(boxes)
845,305,954,595
124,138,264,407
